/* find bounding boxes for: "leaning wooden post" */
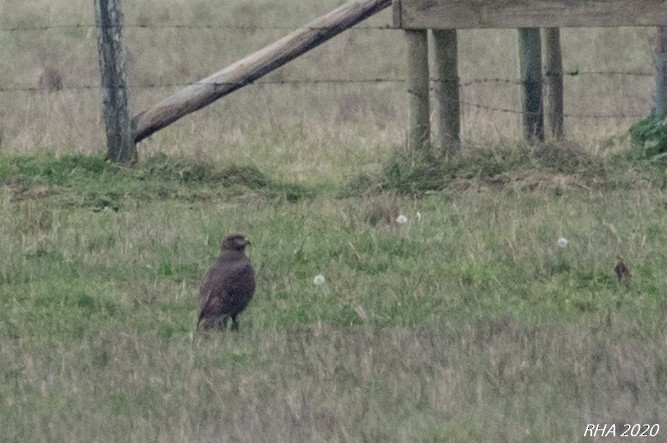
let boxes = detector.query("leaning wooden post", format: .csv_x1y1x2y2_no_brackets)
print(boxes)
94,0,136,164
133,0,392,143
518,28,544,141
543,27,564,139
655,26,667,117
432,29,460,154
406,29,430,151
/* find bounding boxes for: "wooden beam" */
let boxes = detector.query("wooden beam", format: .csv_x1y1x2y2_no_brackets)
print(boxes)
396,0,667,29
132,0,392,143
94,0,136,164
518,28,544,141
432,29,460,153
543,27,564,139
393,0,402,28
406,29,430,150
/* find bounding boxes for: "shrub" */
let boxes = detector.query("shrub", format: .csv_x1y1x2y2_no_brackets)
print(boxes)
629,113,667,159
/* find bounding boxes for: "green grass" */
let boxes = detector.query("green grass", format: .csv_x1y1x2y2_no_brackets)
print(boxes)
1,149,666,441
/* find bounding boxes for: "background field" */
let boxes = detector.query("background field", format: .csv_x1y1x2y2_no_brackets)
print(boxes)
0,0,658,174
1,1,667,442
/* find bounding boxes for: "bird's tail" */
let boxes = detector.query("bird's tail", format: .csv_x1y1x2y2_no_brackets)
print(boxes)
197,292,212,330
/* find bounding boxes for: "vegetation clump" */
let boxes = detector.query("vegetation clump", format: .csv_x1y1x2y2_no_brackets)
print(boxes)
0,152,312,203
629,113,667,159
340,142,632,197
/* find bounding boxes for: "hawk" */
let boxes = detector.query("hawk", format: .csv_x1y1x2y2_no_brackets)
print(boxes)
198,234,255,331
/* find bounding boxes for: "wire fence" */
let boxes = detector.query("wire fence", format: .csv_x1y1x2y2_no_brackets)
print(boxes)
0,76,651,120
0,21,657,134
0,23,395,32
0,71,654,90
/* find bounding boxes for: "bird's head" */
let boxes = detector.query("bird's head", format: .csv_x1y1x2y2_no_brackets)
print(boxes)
221,233,251,252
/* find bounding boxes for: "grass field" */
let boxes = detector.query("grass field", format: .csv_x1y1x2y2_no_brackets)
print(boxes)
1,0,667,441
1,148,666,441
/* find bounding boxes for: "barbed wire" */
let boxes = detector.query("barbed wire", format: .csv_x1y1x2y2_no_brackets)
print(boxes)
1,72,654,92
0,24,90,32
0,23,655,120
0,78,649,119
0,23,395,32
562,70,653,77
460,101,646,119
124,23,396,31
0,78,405,92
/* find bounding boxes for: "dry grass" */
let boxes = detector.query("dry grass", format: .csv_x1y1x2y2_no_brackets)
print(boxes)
3,322,666,442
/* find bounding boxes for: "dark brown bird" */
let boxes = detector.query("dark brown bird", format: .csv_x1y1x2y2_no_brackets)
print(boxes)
198,233,255,331
614,256,631,289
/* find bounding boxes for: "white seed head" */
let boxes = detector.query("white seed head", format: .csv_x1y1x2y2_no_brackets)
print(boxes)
395,214,408,224
313,274,326,286
557,237,568,248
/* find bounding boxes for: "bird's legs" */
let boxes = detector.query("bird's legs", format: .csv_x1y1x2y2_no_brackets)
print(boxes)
230,315,240,331
198,315,240,332
217,315,240,331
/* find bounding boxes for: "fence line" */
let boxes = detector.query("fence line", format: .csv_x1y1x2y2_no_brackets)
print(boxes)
1,71,655,91
0,21,656,133
1,22,654,94
0,79,648,120
0,77,652,120
0,79,403,92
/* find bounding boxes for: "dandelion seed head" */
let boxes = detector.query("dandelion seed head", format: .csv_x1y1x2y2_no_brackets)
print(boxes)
395,214,408,224
313,274,326,286
354,306,368,320
557,237,568,248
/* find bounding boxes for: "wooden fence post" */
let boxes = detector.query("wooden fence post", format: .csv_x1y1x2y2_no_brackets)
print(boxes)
656,26,667,117
543,27,564,139
406,29,430,150
518,28,544,141
432,29,460,154
94,0,136,164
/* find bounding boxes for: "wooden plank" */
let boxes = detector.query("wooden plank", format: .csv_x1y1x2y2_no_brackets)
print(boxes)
518,28,544,141
432,29,460,152
406,30,430,150
393,0,402,28
94,0,136,164
133,0,392,143
543,27,564,139
396,0,667,29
